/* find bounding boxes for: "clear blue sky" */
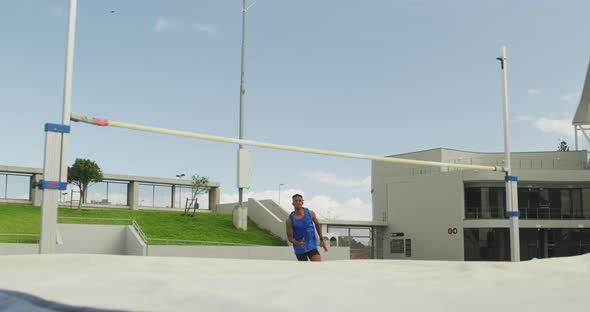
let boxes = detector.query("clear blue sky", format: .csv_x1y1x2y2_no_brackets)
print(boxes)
1,0,589,220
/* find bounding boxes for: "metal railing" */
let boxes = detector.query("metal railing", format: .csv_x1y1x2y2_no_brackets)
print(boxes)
58,216,132,225
132,219,148,243
1,216,263,247
148,238,260,246
0,233,39,243
410,157,589,175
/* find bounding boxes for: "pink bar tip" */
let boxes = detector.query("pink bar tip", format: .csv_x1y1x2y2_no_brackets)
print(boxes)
94,118,109,126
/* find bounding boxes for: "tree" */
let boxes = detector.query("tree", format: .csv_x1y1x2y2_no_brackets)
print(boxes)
558,140,570,152
184,174,210,216
67,158,103,210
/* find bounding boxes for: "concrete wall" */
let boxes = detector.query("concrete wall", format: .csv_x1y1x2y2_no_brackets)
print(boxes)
372,149,443,222
384,171,465,261
0,243,38,255
0,222,349,260
56,224,127,255
125,226,147,256
247,199,289,242
215,203,237,214
147,245,350,261
442,149,587,170
259,200,290,220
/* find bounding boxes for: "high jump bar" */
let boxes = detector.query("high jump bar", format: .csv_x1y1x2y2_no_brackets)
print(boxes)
70,112,503,172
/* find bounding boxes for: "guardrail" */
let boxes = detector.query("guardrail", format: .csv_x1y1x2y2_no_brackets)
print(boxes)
0,233,39,243
132,219,148,243
58,217,132,224
2,217,264,247
148,238,260,246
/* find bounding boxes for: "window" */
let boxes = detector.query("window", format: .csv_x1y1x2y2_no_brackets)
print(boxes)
0,173,31,200
467,186,590,220
327,225,373,259
464,228,509,261
519,187,587,220
405,239,412,257
390,239,404,254
464,187,505,219
464,187,481,219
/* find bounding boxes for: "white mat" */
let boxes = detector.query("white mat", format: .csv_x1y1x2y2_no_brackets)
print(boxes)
0,254,588,312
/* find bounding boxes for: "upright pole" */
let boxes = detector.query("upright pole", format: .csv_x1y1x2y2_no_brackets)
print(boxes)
39,0,77,253
238,0,246,207
498,46,520,262
574,125,578,150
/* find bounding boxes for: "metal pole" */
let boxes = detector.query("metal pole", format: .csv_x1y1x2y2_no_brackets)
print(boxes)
60,0,76,182
278,183,284,206
498,46,520,262
238,0,246,207
39,0,77,254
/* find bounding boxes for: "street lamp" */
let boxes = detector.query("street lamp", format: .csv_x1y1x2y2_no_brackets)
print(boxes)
237,0,256,209
278,183,284,206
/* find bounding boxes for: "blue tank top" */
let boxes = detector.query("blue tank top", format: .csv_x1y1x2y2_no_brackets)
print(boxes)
289,208,317,254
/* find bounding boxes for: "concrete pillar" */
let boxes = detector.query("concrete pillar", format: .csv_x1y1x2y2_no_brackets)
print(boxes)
171,185,176,209
232,205,247,230
31,174,43,206
128,181,139,210
208,187,220,212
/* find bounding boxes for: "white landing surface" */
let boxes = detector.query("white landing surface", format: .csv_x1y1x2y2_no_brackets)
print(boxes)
0,254,588,312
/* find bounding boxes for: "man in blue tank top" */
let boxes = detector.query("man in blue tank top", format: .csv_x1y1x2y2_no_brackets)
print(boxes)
285,194,327,261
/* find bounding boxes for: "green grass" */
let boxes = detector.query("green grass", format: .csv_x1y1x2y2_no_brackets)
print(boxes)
0,203,287,246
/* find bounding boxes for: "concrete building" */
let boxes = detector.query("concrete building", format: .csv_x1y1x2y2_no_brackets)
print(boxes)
372,148,590,261
0,165,220,211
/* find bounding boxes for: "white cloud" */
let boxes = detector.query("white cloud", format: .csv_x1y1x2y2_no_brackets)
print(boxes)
559,92,580,103
192,23,217,36
534,118,573,138
154,17,183,32
515,115,534,122
306,195,371,221
154,18,216,36
220,188,372,221
49,7,66,18
301,170,370,190
527,89,541,96
517,114,574,138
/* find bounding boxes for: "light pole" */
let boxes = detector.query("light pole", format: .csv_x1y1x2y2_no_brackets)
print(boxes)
278,183,284,206
237,0,257,208
176,173,185,208
497,46,520,262
237,0,247,209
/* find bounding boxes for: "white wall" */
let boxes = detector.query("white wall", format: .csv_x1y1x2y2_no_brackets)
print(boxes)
0,243,38,255
147,245,350,261
56,224,127,255
125,226,147,256
1,224,349,260
215,203,236,214
384,171,465,261
247,199,289,242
